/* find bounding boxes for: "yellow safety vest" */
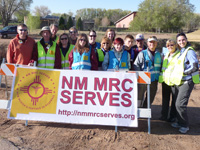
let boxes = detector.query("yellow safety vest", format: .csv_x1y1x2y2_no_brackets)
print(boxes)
170,47,200,85
37,41,56,69
158,50,180,86
60,44,74,69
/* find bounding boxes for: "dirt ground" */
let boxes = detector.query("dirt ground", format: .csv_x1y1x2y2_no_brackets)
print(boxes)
0,33,200,150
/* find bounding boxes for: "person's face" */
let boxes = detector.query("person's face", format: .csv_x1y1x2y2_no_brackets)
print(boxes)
124,38,134,49
107,31,114,41
102,41,110,51
42,30,51,41
17,26,28,39
50,26,58,36
177,35,187,48
79,37,86,47
60,35,68,46
167,42,176,54
136,39,144,48
88,32,96,44
147,41,157,51
69,30,78,40
114,43,123,52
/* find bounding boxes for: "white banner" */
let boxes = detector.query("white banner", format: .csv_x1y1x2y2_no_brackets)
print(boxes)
8,67,138,127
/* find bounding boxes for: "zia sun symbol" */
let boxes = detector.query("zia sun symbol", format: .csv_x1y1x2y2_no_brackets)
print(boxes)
20,76,52,105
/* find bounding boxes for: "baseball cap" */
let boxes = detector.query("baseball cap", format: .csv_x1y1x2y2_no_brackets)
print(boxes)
39,26,51,36
135,33,144,40
148,36,158,42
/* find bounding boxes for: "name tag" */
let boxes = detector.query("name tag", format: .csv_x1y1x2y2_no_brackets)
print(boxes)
121,62,126,67
83,56,88,60
49,50,54,55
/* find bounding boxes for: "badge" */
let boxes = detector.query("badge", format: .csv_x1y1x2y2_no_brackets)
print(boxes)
121,62,126,67
49,50,54,55
18,40,23,44
46,44,50,50
83,56,88,60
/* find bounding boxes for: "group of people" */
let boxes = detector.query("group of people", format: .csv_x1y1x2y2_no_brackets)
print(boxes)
6,23,199,134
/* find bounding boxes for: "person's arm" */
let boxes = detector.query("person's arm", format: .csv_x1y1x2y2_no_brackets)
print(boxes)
54,44,61,69
6,41,14,63
133,51,144,71
127,52,131,70
184,50,199,75
68,50,73,70
90,48,98,70
102,52,109,71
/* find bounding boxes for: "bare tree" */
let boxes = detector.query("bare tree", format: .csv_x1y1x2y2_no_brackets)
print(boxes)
0,0,32,27
101,17,110,27
33,5,51,17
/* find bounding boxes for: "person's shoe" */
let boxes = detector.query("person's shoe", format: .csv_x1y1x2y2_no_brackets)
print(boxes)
171,122,181,128
179,127,189,134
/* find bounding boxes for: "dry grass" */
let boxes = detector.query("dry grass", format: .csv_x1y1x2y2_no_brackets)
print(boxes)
186,29,200,42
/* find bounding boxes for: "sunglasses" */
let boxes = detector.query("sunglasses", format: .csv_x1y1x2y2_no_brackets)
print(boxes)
61,38,68,40
70,31,76,34
89,35,96,37
19,29,27,32
167,44,175,47
80,39,86,42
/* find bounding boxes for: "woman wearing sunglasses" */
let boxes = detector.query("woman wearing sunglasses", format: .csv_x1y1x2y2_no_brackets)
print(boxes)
159,39,180,123
58,33,74,69
68,33,98,70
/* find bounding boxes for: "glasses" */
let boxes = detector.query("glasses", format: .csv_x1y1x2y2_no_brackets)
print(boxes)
80,39,86,42
167,44,175,47
19,29,27,32
69,31,76,34
61,38,68,40
89,35,96,37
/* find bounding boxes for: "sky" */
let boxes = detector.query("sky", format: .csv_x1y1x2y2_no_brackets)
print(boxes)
30,0,200,16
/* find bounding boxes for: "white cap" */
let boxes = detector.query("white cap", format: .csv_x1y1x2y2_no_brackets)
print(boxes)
147,36,158,42
135,33,144,40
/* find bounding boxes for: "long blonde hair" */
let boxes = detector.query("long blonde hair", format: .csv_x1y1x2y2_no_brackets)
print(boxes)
74,33,89,53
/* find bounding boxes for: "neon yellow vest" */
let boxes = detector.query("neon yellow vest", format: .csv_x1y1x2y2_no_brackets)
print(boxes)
158,50,180,85
60,44,74,69
97,49,104,62
170,47,199,85
37,41,56,69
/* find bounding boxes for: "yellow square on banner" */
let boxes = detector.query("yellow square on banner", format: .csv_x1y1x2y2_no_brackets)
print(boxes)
121,62,126,67
83,56,88,60
10,68,60,117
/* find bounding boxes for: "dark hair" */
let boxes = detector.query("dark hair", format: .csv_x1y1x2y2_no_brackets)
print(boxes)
74,33,89,53
114,37,124,45
58,33,69,47
125,34,134,40
17,23,27,29
176,32,187,40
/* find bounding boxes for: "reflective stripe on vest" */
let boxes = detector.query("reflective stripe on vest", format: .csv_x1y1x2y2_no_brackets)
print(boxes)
143,50,162,82
60,44,74,69
72,48,92,70
158,50,180,85
108,50,129,70
170,47,200,85
37,41,56,69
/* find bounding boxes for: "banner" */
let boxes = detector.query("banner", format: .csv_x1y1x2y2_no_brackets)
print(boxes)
8,67,138,127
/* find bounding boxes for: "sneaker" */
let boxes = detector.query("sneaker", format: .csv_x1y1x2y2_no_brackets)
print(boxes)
179,127,189,134
171,122,181,128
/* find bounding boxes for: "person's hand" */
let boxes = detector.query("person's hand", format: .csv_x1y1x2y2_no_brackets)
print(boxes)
28,63,34,66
